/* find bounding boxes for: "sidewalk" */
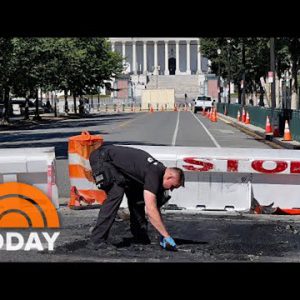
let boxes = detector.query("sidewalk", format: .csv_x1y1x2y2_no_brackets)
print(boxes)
217,113,300,150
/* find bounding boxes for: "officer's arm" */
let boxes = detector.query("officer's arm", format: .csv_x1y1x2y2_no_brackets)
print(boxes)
144,190,170,238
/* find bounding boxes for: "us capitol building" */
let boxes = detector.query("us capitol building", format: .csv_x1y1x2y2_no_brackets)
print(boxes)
108,38,213,100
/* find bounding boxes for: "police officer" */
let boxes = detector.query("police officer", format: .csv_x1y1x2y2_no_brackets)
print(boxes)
89,144,185,251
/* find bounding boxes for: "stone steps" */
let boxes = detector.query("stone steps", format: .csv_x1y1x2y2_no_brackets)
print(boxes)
146,75,200,99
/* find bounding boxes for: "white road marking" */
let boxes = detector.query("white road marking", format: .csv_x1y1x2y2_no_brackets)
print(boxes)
172,111,180,146
190,112,221,148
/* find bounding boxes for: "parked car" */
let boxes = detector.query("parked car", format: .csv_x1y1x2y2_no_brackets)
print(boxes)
11,98,46,115
193,96,212,113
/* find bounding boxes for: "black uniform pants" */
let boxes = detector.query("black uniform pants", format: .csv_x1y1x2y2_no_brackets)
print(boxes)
90,179,148,245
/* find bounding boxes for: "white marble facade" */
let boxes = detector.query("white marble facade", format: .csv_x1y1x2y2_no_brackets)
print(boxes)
109,38,202,76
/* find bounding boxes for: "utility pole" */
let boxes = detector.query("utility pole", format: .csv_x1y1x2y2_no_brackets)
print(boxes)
241,39,246,107
217,49,221,103
270,37,276,133
270,37,276,109
227,39,231,104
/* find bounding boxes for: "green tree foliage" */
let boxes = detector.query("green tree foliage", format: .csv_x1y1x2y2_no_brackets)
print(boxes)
200,37,299,107
0,38,123,121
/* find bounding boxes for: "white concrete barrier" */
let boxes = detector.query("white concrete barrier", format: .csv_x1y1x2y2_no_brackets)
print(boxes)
0,147,59,208
119,146,300,211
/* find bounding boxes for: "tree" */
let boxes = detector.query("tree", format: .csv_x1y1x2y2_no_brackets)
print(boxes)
200,37,295,107
0,38,14,123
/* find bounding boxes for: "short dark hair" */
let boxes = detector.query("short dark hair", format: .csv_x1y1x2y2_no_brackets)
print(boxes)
170,167,185,187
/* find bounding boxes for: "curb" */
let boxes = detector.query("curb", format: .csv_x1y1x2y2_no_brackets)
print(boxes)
218,113,300,150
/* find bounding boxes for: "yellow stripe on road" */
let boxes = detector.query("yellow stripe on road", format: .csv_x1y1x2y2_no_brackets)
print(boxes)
117,113,148,129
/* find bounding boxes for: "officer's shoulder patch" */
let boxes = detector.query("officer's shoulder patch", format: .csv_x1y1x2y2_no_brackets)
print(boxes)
147,157,154,163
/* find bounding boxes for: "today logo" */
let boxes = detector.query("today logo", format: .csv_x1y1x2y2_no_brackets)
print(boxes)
0,182,60,251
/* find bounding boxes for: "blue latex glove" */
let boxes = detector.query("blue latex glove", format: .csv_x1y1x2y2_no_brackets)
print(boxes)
159,236,177,251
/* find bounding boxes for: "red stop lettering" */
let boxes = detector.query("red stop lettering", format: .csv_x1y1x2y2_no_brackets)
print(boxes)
290,161,300,174
182,157,214,172
251,160,288,174
227,160,238,172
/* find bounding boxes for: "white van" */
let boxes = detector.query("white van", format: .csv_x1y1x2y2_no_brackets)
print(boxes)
193,96,213,113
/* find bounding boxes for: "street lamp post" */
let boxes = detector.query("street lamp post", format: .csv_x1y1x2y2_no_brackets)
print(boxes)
217,49,221,103
269,37,276,134
227,39,231,104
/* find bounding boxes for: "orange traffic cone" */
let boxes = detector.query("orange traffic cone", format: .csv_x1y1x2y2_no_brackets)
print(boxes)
283,120,292,141
209,108,213,120
245,112,250,124
237,110,241,121
207,108,211,119
211,108,217,122
150,105,154,113
265,116,273,134
242,108,246,123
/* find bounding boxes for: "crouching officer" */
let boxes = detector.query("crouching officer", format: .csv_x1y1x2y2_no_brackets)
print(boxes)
88,144,185,251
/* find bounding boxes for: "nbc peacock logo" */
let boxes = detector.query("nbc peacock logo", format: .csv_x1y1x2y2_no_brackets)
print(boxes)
0,182,60,251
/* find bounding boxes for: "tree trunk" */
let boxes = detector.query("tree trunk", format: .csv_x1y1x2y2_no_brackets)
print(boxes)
2,86,10,123
260,77,271,107
64,89,69,114
24,94,29,120
34,89,41,120
237,83,241,104
258,84,265,106
291,60,299,110
275,75,281,108
73,93,77,114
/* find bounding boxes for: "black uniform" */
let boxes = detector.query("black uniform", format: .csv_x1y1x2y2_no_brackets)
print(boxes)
89,145,167,244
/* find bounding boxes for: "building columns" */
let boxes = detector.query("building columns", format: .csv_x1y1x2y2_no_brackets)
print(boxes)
122,41,126,70
154,41,158,75
110,38,202,75
143,41,147,74
186,41,191,75
132,41,136,74
197,41,202,74
164,41,169,75
175,41,180,75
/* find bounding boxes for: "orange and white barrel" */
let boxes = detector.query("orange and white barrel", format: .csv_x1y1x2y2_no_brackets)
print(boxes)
68,131,106,208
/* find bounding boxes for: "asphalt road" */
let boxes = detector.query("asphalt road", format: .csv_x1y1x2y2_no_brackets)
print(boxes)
0,110,270,198
1,208,300,262
2,111,300,262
